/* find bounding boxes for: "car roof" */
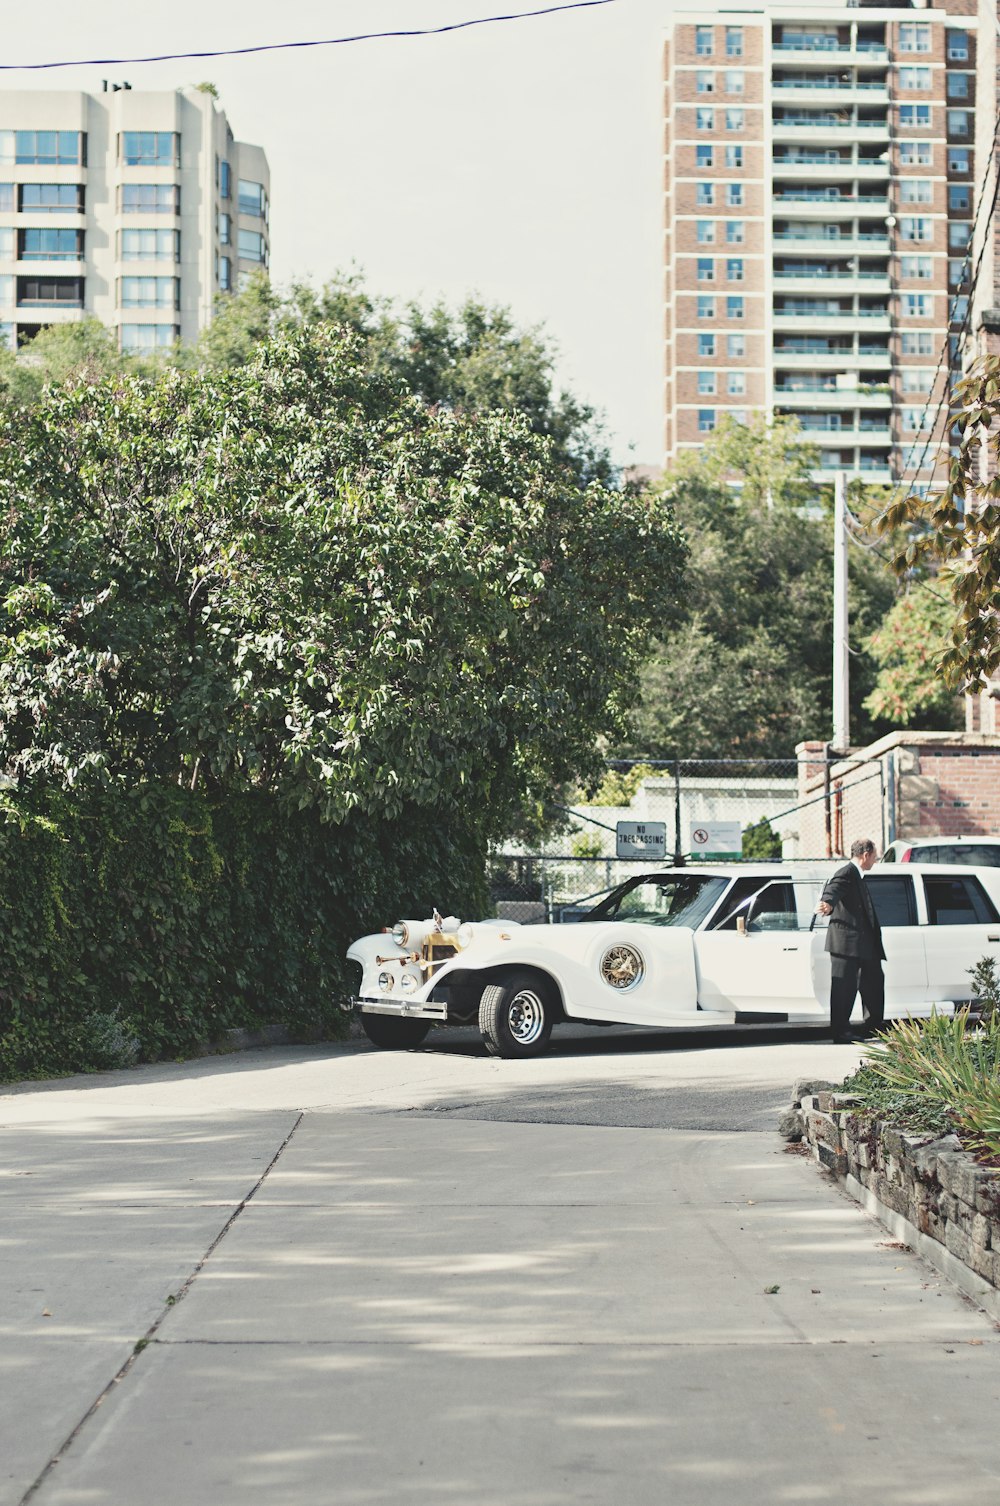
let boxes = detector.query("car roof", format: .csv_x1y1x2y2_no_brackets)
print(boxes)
891,836,1000,846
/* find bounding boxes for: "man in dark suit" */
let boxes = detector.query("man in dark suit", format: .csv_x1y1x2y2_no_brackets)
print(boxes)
816,837,885,1043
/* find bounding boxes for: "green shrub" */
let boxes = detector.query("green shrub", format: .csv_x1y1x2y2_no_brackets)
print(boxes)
0,785,487,1081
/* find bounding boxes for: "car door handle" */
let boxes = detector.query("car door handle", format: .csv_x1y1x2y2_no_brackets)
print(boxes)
989,934,1000,942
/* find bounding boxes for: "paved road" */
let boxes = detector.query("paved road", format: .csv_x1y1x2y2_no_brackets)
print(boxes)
3,1025,999,1505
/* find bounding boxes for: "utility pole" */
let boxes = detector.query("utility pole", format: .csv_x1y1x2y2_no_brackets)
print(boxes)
832,471,849,752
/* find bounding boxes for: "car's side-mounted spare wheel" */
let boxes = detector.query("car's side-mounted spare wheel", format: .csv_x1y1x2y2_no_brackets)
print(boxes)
478,970,556,1059
360,1013,431,1050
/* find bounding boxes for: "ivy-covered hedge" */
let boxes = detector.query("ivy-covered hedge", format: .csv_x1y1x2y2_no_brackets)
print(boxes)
0,786,486,1080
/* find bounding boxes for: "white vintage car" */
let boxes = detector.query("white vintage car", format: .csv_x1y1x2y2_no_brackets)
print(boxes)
346,863,1000,1058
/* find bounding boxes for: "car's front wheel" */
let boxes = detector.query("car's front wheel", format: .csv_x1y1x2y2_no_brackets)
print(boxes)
478,971,555,1059
360,1013,431,1050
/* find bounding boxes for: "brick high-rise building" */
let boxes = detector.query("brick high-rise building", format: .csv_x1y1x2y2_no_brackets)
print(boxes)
663,1,993,487
0,84,270,354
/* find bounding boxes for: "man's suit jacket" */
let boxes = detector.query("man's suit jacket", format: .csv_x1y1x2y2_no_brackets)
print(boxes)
821,862,886,962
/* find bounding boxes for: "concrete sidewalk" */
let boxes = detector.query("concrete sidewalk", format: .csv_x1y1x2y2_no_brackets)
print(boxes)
3,1038,1000,1504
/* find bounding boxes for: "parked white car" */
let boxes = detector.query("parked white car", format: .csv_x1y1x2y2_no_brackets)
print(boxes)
346,864,1000,1058
880,836,1000,867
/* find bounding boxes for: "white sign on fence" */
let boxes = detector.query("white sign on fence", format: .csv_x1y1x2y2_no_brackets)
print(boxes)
616,821,668,861
689,820,742,859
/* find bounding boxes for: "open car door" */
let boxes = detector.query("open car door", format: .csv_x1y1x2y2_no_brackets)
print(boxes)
694,878,828,1017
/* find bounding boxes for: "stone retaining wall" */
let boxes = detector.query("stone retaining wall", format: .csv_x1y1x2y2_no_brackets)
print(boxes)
782,1079,1000,1318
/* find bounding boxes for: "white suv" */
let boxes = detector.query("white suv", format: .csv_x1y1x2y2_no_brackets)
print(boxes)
880,836,1000,867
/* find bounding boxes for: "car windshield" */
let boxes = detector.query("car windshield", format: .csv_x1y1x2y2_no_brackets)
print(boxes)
581,874,729,928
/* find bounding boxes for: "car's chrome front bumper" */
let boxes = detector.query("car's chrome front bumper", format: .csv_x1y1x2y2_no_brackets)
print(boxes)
351,996,449,1021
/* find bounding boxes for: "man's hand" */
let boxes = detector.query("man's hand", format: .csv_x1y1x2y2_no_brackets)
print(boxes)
816,900,832,916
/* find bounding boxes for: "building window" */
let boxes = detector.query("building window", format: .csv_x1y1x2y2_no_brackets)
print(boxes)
729,409,748,426
696,220,714,244
697,295,715,318
698,333,715,357
727,258,744,281
119,228,180,261
696,182,714,206
119,184,180,215
697,257,714,282
727,333,745,357
947,30,969,61
726,183,743,207
17,276,83,305
900,255,933,280
898,104,931,128
120,131,179,167
947,111,971,137
946,73,971,100
219,255,232,291
238,179,268,220
238,229,267,264
220,159,231,199
899,216,931,242
696,144,713,168
0,322,14,349
727,295,744,319
898,67,931,91
18,183,84,213
948,221,971,250
726,221,744,245
725,145,743,168
6,130,84,165
898,23,931,53
901,368,933,393
695,25,713,55
119,275,179,309
949,258,967,288
899,141,931,167
698,408,716,432
0,276,13,306
696,70,714,94
948,147,970,173
696,108,715,131
728,371,746,396
901,406,933,432
18,228,83,260
725,26,743,57
903,293,932,318
120,323,179,351
948,184,971,213
698,371,716,395
219,212,232,245
725,109,744,131
725,69,744,93
899,179,932,204
951,294,969,323
902,331,934,355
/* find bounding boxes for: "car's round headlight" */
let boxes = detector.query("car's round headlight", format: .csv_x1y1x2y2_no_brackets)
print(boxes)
455,923,474,950
378,971,394,993
391,922,408,947
399,972,418,993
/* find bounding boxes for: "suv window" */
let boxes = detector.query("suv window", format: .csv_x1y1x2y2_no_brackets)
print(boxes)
923,875,1000,925
911,843,1000,867
865,875,917,926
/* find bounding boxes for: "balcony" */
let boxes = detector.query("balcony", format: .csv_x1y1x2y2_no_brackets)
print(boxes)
771,41,888,64
772,232,890,254
813,463,895,483
773,275,891,296
771,119,890,145
771,156,890,180
771,192,890,217
783,420,893,443
773,308,891,332
773,383,892,408
772,348,890,371
771,81,890,105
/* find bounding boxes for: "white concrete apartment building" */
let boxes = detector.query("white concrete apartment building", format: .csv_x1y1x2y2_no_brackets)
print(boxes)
663,0,996,487
0,84,269,352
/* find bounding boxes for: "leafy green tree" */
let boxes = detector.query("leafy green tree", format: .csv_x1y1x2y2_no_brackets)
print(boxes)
0,325,685,842
878,354,1000,688
864,590,964,727
0,318,135,406
742,816,782,860
628,420,897,760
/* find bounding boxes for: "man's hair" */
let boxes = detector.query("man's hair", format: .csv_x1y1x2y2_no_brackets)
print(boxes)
850,838,876,859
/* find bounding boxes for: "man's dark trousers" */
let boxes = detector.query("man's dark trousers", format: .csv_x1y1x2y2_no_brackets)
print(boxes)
830,957,885,1038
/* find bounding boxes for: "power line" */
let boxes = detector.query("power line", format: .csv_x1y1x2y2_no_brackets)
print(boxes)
0,1,619,70
880,100,1000,511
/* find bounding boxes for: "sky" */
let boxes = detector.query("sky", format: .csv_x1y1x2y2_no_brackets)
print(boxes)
3,0,680,467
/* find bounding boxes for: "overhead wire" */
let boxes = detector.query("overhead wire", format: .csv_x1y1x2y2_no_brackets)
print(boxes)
0,1,618,70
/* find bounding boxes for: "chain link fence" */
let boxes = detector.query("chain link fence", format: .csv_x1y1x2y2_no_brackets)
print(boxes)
489,755,888,922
